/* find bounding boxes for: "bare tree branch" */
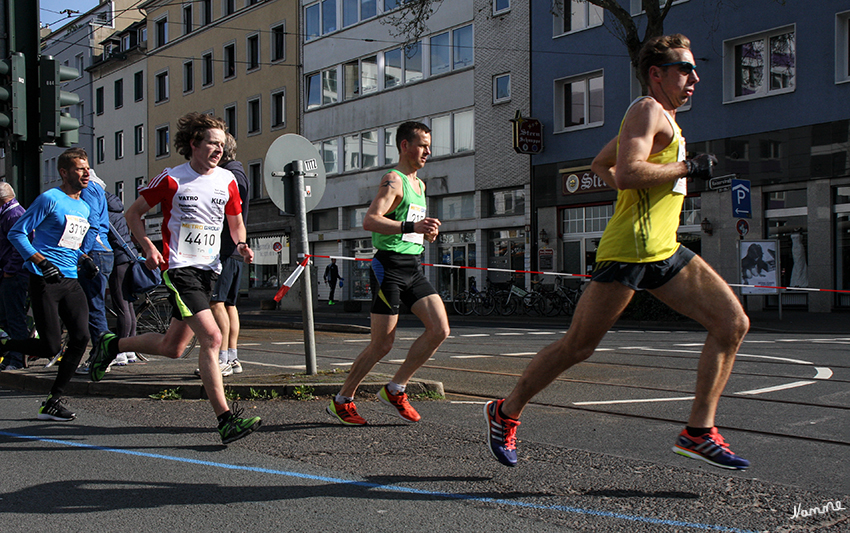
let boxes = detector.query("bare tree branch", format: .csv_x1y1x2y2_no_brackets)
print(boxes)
379,0,445,45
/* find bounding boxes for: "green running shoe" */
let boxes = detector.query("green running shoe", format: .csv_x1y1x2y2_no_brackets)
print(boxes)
89,332,118,382
219,403,262,444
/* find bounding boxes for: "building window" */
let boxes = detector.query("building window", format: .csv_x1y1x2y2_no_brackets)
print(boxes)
430,110,474,157
135,177,145,199
361,55,378,95
271,90,285,128
317,138,338,174
183,60,194,93
134,124,144,154
429,25,475,76
305,3,320,41
134,71,144,101
224,105,237,138
271,23,285,62
494,0,509,14
836,11,850,83
834,186,850,306
555,71,604,131
202,0,212,25
224,0,235,16
155,126,169,157
384,48,402,88
553,0,603,36
183,4,193,35
202,52,214,86
306,68,338,110
679,195,701,227
323,0,337,34
224,43,236,79
382,42,422,89
247,98,261,134
725,26,796,101
311,209,339,231
493,73,510,103
249,162,263,199
630,0,688,15
155,71,169,103
116,181,124,205
343,60,360,99
342,0,377,26
113,79,123,109
384,125,398,166
247,34,260,71
96,136,105,164
433,193,475,220
155,16,168,48
115,131,124,160
95,86,104,115
122,33,131,51
488,189,525,217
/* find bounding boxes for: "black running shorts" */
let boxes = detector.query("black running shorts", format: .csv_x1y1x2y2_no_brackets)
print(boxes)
369,250,437,315
163,267,219,320
591,245,695,291
211,255,244,306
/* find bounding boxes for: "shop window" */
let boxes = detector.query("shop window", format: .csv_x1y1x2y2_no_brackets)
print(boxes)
765,189,808,307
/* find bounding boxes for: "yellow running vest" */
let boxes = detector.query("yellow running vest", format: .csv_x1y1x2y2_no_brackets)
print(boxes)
595,97,686,263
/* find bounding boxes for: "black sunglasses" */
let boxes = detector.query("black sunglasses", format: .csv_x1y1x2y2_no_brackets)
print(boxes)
660,61,697,75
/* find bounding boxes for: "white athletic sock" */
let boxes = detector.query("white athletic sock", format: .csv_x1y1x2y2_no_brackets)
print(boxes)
228,348,238,363
219,351,228,365
335,394,354,404
387,381,405,395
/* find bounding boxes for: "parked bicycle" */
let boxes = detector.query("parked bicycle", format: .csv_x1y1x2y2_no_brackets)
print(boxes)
452,277,497,316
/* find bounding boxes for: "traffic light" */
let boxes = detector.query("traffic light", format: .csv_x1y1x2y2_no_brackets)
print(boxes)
39,55,80,146
0,52,28,140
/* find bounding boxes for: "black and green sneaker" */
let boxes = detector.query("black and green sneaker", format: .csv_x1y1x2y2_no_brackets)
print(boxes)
37,395,76,421
218,403,262,444
89,332,119,382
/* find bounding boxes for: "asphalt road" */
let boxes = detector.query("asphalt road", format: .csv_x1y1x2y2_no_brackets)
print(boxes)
1,322,848,532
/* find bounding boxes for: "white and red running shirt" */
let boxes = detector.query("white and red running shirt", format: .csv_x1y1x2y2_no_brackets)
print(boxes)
140,162,242,273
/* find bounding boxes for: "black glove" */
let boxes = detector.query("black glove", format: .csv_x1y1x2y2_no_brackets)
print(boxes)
38,258,64,284
685,153,718,179
78,255,100,279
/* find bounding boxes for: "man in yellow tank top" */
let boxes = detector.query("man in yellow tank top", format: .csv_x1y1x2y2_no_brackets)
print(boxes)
485,35,751,471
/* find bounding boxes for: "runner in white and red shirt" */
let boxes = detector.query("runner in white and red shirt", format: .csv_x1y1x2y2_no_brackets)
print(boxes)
88,112,261,445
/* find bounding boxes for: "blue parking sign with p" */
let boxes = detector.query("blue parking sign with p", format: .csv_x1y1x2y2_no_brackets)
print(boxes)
731,179,752,219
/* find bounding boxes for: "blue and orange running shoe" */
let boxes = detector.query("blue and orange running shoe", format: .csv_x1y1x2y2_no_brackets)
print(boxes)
672,427,750,470
484,399,521,467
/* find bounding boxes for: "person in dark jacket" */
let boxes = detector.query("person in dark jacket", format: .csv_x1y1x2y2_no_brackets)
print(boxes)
0,182,29,371
105,189,139,366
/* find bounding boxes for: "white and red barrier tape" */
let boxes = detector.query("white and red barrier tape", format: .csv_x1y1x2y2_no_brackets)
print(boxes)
273,253,850,299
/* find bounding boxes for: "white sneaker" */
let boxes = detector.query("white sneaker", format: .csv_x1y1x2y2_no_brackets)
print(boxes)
75,362,90,375
111,353,129,366
194,362,233,377
230,360,242,374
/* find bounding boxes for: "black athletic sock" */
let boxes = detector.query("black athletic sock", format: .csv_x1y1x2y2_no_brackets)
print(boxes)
217,411,232,428
498,404,518,422
686,426,711,438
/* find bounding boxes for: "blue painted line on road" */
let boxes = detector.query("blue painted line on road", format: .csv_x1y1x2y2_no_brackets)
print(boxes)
0,430,757,533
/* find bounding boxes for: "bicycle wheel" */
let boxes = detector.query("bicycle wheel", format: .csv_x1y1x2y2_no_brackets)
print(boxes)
522,293,544,316
453,291,475,316
541,292,562,317
473,292,496,316
495,290,517,316
135,295,198,358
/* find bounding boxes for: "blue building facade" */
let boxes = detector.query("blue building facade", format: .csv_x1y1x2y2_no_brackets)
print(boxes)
530,0,850,314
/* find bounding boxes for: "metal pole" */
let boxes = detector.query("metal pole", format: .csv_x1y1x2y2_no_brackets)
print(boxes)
293,159,317,375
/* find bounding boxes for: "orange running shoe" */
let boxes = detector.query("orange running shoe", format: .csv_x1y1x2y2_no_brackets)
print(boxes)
377,385,421,422
326,400,367,425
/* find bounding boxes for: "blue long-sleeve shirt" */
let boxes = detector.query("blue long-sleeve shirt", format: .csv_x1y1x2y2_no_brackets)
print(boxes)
8,188,94,279
80,181,112,253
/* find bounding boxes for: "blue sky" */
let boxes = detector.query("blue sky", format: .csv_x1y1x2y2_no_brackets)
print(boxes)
40,1,100,30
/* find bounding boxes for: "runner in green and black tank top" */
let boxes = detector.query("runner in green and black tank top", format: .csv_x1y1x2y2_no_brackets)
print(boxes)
371,169,427,255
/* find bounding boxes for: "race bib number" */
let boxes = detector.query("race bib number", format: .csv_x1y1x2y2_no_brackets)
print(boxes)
58,215,90,250
178,222,221,263
401,204,426,245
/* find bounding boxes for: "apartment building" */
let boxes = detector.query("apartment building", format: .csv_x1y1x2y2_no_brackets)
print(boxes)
302,0,532,302
530,0,850,314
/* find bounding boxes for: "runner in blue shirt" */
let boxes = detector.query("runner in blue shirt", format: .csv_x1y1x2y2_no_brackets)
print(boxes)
1,148,100,421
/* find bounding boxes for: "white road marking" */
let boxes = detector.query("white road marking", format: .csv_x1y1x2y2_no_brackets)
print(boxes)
271,342,304,345
238,343,261,346
575,396,694,406
343,339,370,343
735,381,817,395
331,362,353,366
450,355,493,359
814,367,833,380
504,352,536,356
494,332,522,336
460,334,490,337
527,331,557,335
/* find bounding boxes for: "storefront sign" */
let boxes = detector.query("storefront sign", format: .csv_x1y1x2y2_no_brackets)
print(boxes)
561,169,610,195
539,248,554,270
511,111,543,154
252,235,290,265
